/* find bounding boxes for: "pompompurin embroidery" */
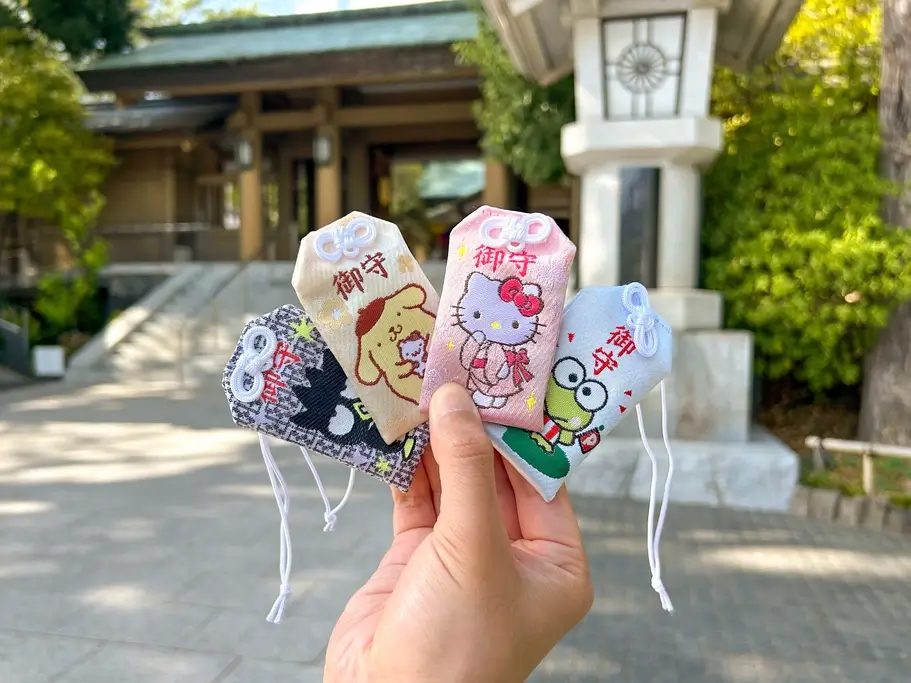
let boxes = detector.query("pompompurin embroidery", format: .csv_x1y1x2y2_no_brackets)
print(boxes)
293,212,440,444
354,284,436,405
420,206,575,431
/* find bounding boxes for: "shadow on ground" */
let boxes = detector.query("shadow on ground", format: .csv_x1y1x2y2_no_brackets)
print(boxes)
0,369,909,682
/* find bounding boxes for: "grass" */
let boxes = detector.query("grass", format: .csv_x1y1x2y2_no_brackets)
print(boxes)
759,379,911,508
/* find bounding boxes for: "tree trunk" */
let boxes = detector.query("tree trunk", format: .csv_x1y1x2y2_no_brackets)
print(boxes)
858,0,911,445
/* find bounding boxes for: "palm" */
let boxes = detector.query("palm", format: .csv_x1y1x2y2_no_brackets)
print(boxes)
325,448,589,682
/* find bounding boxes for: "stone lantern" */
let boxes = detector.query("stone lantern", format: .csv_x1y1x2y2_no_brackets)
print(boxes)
482,0,805,510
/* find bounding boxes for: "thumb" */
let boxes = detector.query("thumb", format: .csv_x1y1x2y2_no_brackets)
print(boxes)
429,383,509,555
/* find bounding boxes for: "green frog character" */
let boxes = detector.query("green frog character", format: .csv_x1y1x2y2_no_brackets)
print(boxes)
502,357,608,480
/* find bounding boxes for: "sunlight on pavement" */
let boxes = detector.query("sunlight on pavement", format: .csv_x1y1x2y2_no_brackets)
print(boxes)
700,545,911,578
0,423,250,483
0,500,54,515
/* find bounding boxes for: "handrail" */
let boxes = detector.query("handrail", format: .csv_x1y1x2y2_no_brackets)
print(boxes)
805,435,911,497
175,232,277,387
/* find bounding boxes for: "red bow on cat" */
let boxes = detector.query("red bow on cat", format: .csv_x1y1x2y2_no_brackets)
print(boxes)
499,277,542,317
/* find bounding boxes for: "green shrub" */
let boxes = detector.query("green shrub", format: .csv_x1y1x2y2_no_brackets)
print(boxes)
703,0,911,393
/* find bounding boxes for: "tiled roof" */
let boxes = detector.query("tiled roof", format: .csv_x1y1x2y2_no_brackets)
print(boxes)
80,1,476,72
85,98,236,133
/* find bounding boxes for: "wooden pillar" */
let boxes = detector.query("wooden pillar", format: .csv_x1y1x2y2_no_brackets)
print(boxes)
483,158,512,208
346,133,370,213
238,93,263,260
315,87,342,228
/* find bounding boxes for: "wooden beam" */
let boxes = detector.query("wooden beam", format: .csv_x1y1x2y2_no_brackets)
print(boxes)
251,101,474,133
336,101,474,128
254,105,327,132
362,121,479,145
114,134,195,150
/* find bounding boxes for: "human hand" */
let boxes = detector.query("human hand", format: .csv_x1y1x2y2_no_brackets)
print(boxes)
325,383,593,683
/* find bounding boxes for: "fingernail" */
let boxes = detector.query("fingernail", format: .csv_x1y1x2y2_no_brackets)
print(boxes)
430,383,479,421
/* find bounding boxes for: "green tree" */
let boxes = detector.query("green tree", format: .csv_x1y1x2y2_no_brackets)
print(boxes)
0,29,114,333
453,0,573,185
703,0,911,393
135,0,260,26
0,0,136,59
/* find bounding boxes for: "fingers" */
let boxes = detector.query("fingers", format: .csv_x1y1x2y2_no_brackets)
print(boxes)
391,461,437,536
502,455,585,547
493,453,522,541
429,383,510,555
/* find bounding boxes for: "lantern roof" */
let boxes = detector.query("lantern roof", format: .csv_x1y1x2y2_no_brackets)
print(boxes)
482,0,804,85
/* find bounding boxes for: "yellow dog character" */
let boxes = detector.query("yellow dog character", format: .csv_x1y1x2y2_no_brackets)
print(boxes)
354,284,436,405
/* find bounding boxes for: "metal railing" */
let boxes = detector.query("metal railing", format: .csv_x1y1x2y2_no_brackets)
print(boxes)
175,234,275,387
805,436,911,496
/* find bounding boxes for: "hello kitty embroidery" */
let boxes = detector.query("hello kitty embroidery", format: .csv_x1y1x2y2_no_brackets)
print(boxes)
455,272,543,409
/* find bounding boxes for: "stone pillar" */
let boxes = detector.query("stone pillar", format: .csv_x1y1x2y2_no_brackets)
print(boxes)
578,164,621,288
657,162,700,289
239,130,263,261
482,158,512,207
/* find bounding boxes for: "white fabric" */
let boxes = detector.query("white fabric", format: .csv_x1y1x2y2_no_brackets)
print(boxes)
486,283,676,612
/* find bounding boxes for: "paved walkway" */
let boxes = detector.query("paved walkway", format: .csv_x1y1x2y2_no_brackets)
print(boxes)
1,311,909,682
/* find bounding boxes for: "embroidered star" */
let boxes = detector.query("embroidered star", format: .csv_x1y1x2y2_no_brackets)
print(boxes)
376,457,392,474
291,318,315,341
447,338,455,351
457,241,467,260
525,391,537,412
397,254,415,273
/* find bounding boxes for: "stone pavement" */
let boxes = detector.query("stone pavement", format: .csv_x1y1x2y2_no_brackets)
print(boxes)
1,354,909,682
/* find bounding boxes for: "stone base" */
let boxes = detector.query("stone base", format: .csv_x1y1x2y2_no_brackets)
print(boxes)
649,288,723,331
610,328,754,442
566,426,799,512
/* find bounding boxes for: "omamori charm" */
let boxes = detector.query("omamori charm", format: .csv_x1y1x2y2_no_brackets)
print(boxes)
419,206,575,431
292,212,440,445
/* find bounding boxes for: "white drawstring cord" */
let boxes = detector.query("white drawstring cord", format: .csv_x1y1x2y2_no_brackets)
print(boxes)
300,446,356,532
257,436,357,624
258,433,293,624
635,380,675,613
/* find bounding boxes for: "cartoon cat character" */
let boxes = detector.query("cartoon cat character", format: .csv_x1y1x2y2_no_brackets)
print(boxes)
397,330,428,379
354,284,436,405
456,272,543,409
290,351,414,459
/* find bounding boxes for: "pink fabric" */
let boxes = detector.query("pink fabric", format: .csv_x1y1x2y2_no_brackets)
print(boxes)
419,206,576,431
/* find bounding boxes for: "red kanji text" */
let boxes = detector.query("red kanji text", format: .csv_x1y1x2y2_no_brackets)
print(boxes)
261,369,288,403
333,268,364,300
592,347,619,375
474,245,505,271
360,252,388,279
508,249,537,277
272,341,302,370
606,325,637,357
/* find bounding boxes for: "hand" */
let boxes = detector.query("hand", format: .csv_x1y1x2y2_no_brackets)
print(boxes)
471,329,487,344
325,384,593,683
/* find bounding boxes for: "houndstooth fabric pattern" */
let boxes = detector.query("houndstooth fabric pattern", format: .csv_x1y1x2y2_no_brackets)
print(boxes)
222,304,428,492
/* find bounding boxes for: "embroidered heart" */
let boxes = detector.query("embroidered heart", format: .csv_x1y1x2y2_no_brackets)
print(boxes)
568,333,575,342
619,405,627,413
624,390,633,397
